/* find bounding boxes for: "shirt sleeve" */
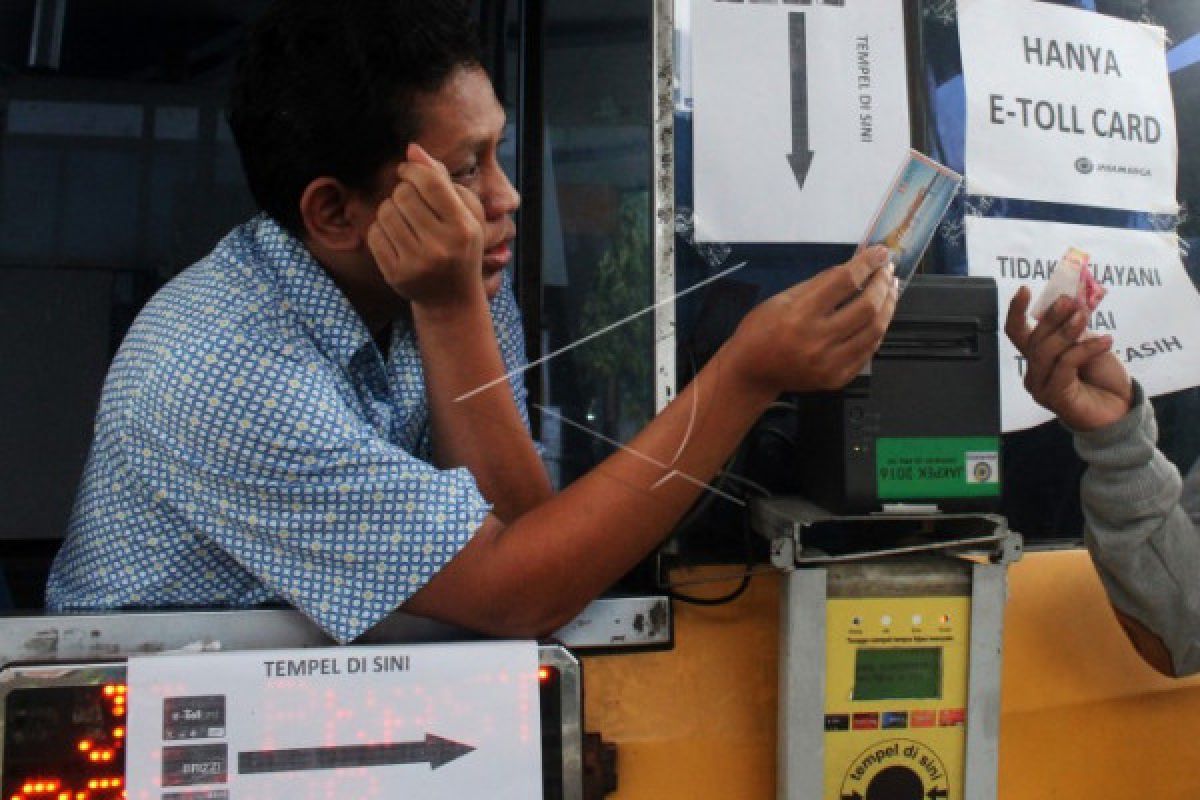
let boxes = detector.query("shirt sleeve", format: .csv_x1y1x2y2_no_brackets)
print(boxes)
1073,382,1200,675
122,343,492,644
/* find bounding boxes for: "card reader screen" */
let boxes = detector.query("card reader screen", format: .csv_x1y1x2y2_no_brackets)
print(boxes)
853,647,942,700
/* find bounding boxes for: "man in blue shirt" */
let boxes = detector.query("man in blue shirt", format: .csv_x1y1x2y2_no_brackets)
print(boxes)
48,0,899,643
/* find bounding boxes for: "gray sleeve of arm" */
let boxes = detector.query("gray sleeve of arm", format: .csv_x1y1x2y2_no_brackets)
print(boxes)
1074,382,1200,675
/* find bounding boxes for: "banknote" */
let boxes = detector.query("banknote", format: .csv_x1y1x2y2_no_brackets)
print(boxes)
1029,247,1107,320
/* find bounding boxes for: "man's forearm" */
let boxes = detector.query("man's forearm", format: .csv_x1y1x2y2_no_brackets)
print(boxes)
412,292,552,522
1076,388,1200,675
405,334,779,636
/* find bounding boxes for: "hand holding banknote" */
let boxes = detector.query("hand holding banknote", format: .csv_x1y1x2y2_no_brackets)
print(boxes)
1006,286,1133,432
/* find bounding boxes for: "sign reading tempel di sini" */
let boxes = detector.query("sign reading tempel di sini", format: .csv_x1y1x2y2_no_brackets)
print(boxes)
125,642,543,800
692,0,911,244
959,0,1178,214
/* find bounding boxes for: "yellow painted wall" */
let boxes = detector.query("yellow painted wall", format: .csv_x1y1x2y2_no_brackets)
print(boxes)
581,553,1200,798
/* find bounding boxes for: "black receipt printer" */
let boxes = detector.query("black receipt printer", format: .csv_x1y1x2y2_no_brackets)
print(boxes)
793,274,1001,514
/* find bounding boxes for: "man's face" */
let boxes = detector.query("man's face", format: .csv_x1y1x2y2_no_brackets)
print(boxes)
404,65,520,299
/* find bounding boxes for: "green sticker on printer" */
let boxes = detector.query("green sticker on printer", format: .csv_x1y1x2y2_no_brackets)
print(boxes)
876,437,1001,499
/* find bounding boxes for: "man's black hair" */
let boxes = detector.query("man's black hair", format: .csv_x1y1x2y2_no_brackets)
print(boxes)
228,0,483,238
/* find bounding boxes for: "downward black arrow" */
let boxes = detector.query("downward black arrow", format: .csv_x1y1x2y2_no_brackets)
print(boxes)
787,11,815,189
841,792,863,800
927,788,949,800
238,733,475,774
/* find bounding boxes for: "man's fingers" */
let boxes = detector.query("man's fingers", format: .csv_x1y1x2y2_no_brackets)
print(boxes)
406,142,449,176
1025,296,1080,353
803,246,891,312
389,184,442,238
375,198,419,256
1005,286,1033,352
1041,336,1114,399
1025,309,1088,394
828,262,894,336
393,163,463,225
824,304,892,382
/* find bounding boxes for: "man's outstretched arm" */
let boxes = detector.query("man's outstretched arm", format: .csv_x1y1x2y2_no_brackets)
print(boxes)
403,247,898,637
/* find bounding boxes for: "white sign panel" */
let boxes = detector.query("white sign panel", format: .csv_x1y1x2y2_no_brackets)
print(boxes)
966,216,1200,431
692,0,911,243
959,0,1178,213
126,642,542,800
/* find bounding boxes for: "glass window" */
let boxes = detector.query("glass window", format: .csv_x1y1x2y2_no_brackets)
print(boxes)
0,0,267,603
528,1,656,489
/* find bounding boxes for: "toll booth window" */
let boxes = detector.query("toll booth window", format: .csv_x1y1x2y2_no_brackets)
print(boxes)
853,648,942,702
669,1,1200,550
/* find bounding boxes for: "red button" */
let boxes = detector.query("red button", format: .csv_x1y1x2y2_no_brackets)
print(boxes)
910,710,936,728
852,713,880,730
939,708,966,726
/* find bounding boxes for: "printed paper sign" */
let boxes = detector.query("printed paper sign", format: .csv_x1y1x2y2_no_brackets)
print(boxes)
965,216,1200,431
692,0,910,243
126,642,542,800
958,0,1178,213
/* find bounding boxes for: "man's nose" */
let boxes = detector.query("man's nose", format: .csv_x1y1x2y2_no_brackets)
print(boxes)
483,165,521,219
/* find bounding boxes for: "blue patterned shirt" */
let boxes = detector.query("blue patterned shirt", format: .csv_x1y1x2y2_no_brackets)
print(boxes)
46,215,532,643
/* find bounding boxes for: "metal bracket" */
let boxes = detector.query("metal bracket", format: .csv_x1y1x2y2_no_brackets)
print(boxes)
751,495,1023,570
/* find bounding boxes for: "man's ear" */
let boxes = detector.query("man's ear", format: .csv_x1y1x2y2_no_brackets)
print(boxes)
298,177,369,253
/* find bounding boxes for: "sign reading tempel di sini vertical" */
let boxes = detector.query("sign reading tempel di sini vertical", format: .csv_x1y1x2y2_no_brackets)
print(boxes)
692,0,911,244
958,0,1178,213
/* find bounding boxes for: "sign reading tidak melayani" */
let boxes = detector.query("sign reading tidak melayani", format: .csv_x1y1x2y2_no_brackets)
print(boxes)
967,217,1200,432
959,0,1178,214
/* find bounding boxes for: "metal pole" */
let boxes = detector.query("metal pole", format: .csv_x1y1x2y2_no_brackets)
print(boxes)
516,0,545,437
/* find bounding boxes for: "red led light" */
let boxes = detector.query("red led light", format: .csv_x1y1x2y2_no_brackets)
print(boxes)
111,728,124,739
538,667,550,682
77,740,91,752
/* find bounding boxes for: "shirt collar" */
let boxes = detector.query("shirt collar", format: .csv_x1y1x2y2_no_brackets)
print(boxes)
245,215,376,369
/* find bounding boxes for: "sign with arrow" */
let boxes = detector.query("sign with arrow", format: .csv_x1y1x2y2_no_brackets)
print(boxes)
126,642,542,800
693,0,910,244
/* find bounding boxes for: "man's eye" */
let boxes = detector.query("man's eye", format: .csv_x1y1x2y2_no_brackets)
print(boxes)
451,163,481,183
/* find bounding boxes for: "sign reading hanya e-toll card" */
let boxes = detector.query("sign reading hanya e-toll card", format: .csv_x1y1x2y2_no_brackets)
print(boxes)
958,0,1178,214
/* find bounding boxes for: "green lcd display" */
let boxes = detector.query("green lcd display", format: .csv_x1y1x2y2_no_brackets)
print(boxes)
853,648,942,701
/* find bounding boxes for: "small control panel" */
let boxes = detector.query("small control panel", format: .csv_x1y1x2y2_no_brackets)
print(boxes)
823,595,970,800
